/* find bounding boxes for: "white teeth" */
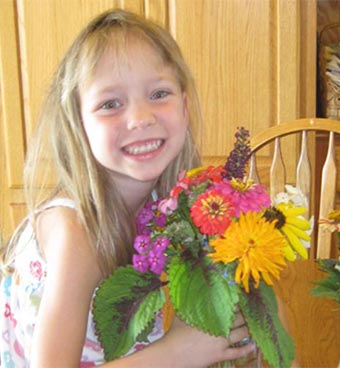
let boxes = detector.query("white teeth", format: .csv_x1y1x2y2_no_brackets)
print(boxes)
124,140,162,155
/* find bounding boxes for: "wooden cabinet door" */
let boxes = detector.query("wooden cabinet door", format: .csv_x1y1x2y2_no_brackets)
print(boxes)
0,0,316,239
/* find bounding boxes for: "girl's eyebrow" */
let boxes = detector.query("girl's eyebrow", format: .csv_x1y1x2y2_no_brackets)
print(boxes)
93,86,120,95
83,82,122,98
90,76,177,95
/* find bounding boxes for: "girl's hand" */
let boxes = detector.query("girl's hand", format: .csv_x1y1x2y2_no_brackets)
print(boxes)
160,316,256,368
111,315,256,368
103,313,256,368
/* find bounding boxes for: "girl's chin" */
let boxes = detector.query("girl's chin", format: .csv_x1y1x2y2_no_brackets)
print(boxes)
106,169,161,185
131,173,162,183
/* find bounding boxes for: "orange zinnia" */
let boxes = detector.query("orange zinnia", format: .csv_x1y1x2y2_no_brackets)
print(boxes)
190,189,235,235
209,212,288,292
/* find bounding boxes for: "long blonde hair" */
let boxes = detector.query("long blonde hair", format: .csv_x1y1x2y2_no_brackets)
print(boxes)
2,9,202,277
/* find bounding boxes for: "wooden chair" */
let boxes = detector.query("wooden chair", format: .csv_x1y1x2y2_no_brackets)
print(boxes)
250,119,340,367
249,118,340,259
273,259,340,367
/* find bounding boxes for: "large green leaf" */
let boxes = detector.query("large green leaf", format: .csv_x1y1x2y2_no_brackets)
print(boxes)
239,282,295,368
167,257,239,336
93,266,165,360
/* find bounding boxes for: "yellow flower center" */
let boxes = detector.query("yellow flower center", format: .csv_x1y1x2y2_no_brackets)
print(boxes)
202,197,226,218
247,238,256,249
230,177,253,191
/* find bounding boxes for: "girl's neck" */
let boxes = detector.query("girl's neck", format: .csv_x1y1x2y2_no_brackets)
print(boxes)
112,175,157,215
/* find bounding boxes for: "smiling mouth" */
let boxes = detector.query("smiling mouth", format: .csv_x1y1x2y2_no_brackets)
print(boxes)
122,139,164,155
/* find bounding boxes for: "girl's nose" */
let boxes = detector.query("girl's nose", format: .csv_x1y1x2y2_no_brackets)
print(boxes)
126,102,156,130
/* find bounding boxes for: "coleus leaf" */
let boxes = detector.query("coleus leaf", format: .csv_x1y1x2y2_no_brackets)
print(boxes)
93,266,165,360
239,282,295,368
312,259,340,305
167,256,239,336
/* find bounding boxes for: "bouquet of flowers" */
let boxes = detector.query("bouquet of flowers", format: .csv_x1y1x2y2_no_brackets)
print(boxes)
93,128,311,368
312,212,340,308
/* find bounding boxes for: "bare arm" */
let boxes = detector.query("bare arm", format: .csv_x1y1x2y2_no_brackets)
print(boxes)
30,206,103,366
30,206,255,368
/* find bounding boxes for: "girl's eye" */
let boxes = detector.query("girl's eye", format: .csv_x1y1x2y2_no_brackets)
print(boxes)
101,100,122,110
150,90,170,100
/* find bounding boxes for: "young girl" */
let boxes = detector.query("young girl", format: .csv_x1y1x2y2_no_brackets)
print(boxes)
0,9,255,367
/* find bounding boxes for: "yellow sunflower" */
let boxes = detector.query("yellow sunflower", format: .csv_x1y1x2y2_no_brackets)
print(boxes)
209,212,287,292
263,203,310,261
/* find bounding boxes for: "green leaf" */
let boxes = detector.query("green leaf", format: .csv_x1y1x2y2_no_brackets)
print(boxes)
311,259,340,305
93,266,165,360
165,220,197,245
168,257,239,336
115,289,166,356
239,282,295,368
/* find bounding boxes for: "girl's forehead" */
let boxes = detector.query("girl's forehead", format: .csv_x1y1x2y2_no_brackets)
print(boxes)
81,32,171,85
107,38,165,72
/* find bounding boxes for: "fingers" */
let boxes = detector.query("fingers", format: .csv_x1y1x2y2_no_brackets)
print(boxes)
228,319,250,347
224,312,256,361
229,336,253,348
231,311,246,330
223,342,257,361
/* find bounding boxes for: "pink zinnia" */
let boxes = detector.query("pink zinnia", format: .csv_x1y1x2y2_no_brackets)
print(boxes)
214,179,270,217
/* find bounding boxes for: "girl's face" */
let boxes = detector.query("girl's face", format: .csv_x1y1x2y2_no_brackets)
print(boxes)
79,38,188,189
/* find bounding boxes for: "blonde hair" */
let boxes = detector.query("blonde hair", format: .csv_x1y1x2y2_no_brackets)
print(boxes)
1,9,202,277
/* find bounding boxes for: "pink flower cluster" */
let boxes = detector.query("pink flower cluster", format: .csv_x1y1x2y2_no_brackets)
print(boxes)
132,235,170,275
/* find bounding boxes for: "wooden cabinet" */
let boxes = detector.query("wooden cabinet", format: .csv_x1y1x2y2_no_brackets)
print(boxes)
2,3,339,367
0,0,316,239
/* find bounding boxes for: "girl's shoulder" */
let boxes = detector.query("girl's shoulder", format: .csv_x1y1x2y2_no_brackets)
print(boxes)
33,197,103,290
34,198,87,258
5,199,77,285
12,198,77,255
35,197,79,233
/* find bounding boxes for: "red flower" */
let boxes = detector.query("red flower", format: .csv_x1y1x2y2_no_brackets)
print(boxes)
203,166,226,183
186,166,226,186
170,166,227,200
190,189,235,235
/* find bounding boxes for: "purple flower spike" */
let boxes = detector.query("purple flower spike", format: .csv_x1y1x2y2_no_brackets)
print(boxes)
223,127,251,179
134,235,151,255
148,250,166,275
152,237,170,252
132,254,150,273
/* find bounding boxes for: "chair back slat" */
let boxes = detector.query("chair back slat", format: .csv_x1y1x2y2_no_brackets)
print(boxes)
248,154,260,184
317,132,337,258
296,131,311,217
270,138,286,200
